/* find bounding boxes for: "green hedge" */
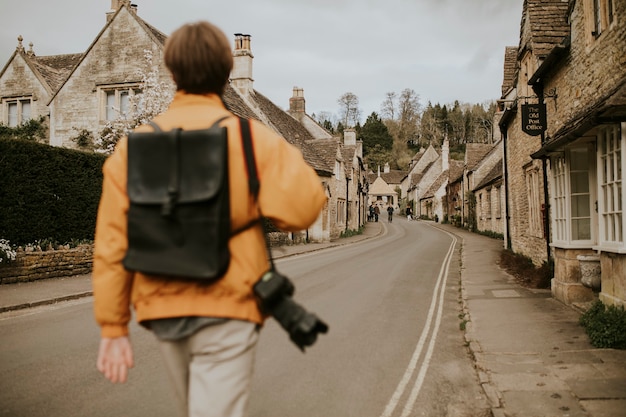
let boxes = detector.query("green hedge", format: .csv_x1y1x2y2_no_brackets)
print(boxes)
0,138,106,246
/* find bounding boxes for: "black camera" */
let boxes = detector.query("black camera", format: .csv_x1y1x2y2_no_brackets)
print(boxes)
254,270,328,351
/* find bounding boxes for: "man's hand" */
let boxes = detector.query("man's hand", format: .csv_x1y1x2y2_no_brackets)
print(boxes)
97,336,134,383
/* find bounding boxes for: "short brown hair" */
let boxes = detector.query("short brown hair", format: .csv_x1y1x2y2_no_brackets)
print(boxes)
164,21,233,95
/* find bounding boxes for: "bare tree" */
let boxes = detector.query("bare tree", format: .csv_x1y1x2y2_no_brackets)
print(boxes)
380,91,397,120
337,92,361,127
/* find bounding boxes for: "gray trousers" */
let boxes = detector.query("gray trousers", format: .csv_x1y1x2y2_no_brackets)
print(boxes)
156,320,260,417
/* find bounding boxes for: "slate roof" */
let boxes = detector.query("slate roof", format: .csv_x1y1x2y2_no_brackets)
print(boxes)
369,176,397,196
449,160,465,183
223,86,262,121
367,170,407,185
466,143,495,171
307,138,340,174
422,172,448,199
474,160,503,191
521,0,570,58
250,91,330,175
29,53,83,92
502,46,518,96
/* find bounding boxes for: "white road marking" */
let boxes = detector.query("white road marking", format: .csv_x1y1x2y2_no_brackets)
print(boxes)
380,229,457,417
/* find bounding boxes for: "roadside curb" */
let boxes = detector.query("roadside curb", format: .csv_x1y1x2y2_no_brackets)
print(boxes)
0,223,385,314
0,291,94,314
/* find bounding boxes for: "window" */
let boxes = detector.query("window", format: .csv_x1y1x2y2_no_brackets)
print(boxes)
526,166,544,238
550,145,596,245
4,98,32,127
495,186,502,219
586,0,617,40
593,0,602,36
597,124,624,248
334,160,341,180
337,199,346,224
486,190,492,220
551,155,568,241
570,147,592,240
99,86,141,121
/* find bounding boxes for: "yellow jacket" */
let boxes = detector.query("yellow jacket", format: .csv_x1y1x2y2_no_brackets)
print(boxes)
93,92,327,338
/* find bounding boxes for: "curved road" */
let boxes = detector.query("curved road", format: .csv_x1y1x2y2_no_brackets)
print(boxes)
0,219,489,417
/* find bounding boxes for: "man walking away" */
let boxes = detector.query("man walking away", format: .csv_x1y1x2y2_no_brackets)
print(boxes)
92,20,326,417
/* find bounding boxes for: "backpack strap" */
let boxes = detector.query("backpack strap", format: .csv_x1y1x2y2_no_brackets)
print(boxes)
238,118,276,270
239,117,259,200
229,117,265,238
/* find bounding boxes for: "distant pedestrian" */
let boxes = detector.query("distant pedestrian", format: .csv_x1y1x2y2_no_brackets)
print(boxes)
374,205,380,222
387,205,394,223
405,206,413,221
368,204,375,222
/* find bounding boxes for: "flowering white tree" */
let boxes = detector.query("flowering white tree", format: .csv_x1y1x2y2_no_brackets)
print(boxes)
95,50,174,154
0,239,16,263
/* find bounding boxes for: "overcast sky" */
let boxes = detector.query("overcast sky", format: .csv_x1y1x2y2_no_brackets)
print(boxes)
0,0,523,121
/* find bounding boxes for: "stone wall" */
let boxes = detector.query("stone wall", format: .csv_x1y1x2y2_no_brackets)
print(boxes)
0,245,93,284
551,247,595,305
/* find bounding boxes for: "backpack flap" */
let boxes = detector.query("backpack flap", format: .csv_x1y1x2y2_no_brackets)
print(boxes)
124,125,231,280
127,126,228,206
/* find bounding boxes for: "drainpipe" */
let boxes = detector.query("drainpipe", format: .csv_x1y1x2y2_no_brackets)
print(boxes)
346,177,350,233
499,105,515,250
501,128,512,250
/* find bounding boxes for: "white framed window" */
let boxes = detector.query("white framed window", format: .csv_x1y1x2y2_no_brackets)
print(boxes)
3,97,32,127
570,147,593,241
550,144,596,246
551,155,568,242
597,123,624,250
99,85,141,121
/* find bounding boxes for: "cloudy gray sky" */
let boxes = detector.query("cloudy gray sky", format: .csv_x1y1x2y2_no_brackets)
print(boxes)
0,0,523,121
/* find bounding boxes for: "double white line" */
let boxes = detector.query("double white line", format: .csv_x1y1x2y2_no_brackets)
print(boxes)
380,229,458,417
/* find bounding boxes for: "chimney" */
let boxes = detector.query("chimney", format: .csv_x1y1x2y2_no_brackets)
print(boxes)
384,162,390,173
343,129,356,146
442,136,449,171
231,33,254,96
107,1,134,22
289,87,305,115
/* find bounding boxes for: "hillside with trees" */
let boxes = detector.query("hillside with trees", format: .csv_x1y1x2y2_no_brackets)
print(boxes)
316,89,497,171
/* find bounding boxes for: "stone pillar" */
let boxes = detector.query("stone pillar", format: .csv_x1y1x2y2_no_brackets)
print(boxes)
552,248,595,304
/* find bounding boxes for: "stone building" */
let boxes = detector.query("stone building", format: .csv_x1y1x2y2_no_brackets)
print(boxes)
404,145,440,215
0,37,81,133
499,0,570,267
500,0,626,307
528,0,625,307
472,144,505,236
0,1,368,243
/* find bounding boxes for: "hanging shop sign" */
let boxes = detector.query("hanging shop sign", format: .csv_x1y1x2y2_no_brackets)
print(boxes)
521,103,547,136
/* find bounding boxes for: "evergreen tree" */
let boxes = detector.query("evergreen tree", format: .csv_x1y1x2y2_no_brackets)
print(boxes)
360,112,393,157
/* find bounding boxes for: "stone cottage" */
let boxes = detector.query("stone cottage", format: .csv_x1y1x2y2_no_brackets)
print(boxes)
526,0,625,307
499,0,570,268
0,0,367,243
0,37,81,132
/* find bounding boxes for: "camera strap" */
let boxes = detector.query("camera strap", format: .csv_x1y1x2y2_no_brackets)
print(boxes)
239,118,276,272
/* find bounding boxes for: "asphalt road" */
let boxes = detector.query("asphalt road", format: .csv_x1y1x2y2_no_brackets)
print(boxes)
0,219,489,417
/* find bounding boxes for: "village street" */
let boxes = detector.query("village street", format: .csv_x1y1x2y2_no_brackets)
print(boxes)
0,220,490,417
